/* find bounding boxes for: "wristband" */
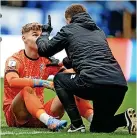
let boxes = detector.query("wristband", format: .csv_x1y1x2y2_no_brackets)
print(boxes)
33,79,44,87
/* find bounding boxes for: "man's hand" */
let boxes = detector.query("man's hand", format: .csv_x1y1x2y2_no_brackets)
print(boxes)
42,24,53,34
42,15,53,34
62,57,72,69
46,57,63,67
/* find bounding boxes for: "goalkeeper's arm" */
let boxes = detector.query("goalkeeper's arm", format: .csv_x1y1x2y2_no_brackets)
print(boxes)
6,72,53,89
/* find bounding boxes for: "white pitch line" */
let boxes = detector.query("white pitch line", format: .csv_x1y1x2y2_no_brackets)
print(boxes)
1,131,55,135
1,129,128,135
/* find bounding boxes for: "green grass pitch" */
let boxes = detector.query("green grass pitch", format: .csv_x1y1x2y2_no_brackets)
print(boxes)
0,78,136,138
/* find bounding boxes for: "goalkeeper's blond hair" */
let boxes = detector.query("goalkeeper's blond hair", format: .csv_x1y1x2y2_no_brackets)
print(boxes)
21,22,42,34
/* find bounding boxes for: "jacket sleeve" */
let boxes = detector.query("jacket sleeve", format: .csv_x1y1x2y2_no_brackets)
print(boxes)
36,27,68,57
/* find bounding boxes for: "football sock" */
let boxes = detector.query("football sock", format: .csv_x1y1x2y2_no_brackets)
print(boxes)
87,114,93,122
75,97,93,122
36,111,50,125
20,87,50,125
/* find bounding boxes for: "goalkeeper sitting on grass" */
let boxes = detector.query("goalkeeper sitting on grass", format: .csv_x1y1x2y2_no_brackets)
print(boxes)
3,22,93,131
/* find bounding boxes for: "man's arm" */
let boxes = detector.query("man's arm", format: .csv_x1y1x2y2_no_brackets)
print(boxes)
36,27,69,57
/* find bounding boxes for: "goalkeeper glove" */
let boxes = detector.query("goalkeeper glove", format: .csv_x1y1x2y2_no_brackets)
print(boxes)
42,80,55,91
33,79,55,91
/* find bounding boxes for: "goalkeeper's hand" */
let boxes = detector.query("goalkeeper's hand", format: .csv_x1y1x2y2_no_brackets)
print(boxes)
42,80,55,91
33,79,55,91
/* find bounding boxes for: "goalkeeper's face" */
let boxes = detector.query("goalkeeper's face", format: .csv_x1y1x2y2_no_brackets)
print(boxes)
22,30,42,51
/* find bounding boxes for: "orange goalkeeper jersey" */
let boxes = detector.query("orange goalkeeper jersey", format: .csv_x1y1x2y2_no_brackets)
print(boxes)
3,50,60,112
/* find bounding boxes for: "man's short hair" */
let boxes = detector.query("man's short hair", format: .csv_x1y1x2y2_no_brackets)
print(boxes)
21,22,42,34
65,4,87,19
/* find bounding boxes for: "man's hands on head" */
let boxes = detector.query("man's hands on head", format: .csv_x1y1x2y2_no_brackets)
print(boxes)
42,15,53,35
35,15,53,53
42,24,53,35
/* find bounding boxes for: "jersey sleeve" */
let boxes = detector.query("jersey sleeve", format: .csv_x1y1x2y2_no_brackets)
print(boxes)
4,57,23,75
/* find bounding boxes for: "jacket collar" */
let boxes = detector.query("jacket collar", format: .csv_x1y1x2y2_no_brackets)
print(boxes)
70,12,99,30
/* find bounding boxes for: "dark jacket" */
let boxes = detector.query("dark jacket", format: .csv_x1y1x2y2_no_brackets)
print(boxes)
36,12,127,87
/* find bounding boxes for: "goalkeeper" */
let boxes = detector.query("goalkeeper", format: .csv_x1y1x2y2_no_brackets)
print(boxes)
3,22,93,131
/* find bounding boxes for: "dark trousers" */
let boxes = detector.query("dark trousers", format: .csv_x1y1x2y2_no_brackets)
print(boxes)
54,72,128,132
